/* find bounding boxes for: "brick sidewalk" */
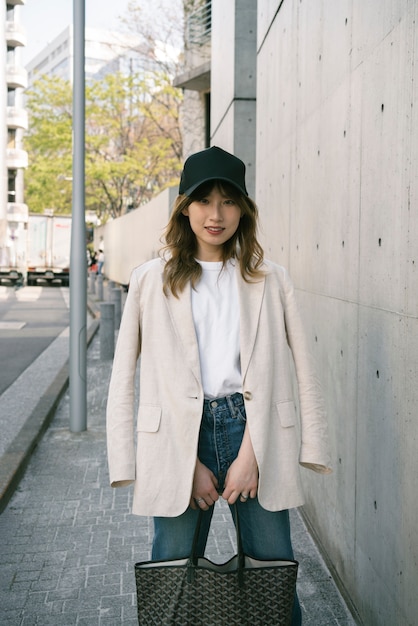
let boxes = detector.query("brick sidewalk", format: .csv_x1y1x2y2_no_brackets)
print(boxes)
0,330,357,625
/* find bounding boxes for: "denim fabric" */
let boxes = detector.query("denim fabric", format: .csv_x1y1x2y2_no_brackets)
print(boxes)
152,393,302,625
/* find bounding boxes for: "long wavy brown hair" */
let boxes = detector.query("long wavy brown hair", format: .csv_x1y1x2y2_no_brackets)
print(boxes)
161,180,265,297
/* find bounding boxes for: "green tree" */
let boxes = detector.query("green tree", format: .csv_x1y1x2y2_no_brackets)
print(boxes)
24,76,73,213
85,70,182,220
24,68,182,220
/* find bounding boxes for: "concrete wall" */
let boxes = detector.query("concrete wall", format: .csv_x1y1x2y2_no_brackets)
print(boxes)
255,1,418,624
94,187,177,286
211,0,257,197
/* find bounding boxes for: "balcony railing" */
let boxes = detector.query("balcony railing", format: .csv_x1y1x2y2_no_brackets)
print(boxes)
6,148,28,169
6,65,28,89
186,1,211,46
6,106,28,130
5,20,27,47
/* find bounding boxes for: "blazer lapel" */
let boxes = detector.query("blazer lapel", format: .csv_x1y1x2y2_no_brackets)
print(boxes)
164,283,202,385
236,265,266,381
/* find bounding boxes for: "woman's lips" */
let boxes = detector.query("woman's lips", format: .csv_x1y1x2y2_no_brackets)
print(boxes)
205,227,225,235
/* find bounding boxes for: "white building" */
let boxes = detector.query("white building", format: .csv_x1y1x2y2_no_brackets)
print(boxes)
26,26,154,88
0,0,28,280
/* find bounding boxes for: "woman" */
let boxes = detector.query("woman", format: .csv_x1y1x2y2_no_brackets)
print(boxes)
106,146,332,624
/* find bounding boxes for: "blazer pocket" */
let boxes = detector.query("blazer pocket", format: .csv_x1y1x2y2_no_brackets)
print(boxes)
137,405,162,432
276,400,296,428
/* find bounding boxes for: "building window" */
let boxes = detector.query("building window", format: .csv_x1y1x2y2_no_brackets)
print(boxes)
7,88,16,106
8,170,17,203
8,129,17,149
6,4,15,21
7,46,15,63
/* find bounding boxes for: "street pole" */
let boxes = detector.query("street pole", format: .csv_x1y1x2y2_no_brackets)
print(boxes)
70,0,87,432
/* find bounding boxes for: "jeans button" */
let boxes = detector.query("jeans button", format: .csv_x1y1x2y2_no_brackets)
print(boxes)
211,401,218,408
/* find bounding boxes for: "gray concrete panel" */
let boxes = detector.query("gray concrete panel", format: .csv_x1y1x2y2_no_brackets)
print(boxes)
234,2,257,99
210,105,235,150
289,82,360,299
211,2,257,197
355,307,407,624
254,1,418,623
351,0,410,70
297,293,357,581
233,99,257,196
211,0,236,133
357,26,413,312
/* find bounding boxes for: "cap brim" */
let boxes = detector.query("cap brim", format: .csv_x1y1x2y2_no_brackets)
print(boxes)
182,176,248,197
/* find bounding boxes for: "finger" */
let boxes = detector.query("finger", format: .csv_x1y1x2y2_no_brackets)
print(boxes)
204,493,219,507
240,493,249,503
222,489,239,505
207,491,219,504
210,489,219,502
190,498,198,510
209,474,219,490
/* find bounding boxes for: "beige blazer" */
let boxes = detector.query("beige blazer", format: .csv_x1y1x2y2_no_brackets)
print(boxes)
106,258,332,517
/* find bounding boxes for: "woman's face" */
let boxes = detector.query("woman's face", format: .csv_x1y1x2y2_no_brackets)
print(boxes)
182,186,242,261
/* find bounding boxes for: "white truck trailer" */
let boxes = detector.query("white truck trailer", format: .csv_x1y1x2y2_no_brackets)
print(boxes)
0,203,28,285
26,213,71,286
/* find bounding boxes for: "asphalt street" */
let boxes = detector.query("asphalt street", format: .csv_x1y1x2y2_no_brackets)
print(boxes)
0,285,70,396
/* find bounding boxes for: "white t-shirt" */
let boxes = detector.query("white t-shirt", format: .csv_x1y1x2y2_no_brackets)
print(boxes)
191,259,242,399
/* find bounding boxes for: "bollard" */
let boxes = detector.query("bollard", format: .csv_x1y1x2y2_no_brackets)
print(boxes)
89,272,96,295
97,274,104,300
107,280,115,299
110,287,122,329
100,302,115,360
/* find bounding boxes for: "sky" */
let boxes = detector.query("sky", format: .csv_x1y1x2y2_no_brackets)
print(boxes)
22,0,137,64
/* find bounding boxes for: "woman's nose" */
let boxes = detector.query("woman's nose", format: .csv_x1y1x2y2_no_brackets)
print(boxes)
209,203,223,220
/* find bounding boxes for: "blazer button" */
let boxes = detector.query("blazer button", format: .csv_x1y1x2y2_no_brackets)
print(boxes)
244,391,252,401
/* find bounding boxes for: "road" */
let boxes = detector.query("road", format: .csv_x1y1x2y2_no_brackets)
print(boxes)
0,285,70,396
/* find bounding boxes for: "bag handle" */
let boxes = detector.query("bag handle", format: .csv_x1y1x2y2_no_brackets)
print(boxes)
188,503,245,585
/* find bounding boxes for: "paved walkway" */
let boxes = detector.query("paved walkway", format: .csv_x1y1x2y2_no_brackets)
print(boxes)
0,288,358,625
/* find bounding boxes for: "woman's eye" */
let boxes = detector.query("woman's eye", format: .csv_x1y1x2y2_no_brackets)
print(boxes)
224,199,235,205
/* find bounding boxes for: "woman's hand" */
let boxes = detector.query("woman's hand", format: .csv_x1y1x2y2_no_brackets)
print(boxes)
222,425,258,504
190,458,219,510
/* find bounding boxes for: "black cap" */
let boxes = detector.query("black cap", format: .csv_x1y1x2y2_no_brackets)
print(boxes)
179,146,248,197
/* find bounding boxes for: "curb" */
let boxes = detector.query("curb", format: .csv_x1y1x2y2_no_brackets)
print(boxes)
0,317,100,514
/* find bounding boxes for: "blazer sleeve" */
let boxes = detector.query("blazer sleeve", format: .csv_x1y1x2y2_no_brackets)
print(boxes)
281,268,332,474
106,269,142,487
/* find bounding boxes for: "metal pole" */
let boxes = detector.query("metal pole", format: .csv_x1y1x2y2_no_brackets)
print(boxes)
70,0,87,432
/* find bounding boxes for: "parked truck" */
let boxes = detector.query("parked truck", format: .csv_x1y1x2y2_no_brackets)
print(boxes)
0,204,28,285
26,213,71,286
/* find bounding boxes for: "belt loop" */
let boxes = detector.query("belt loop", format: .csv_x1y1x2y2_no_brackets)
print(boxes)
232,391,243,406
226,395,235,415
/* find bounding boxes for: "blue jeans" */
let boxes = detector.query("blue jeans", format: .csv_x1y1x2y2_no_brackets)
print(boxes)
152,393,302,625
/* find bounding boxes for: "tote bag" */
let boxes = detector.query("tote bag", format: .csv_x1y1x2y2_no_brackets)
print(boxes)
135,506,298,626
